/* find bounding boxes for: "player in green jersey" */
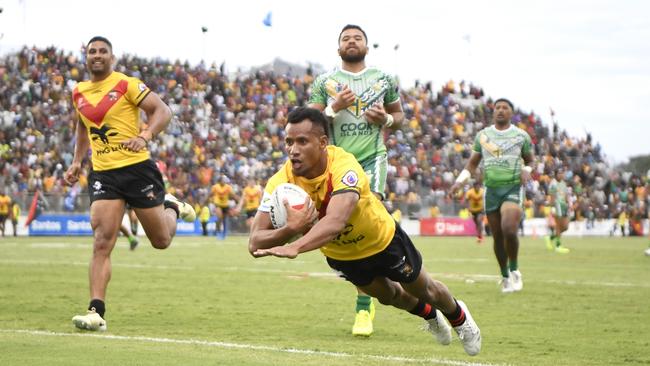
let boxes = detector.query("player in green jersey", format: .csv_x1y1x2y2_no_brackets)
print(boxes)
308,24,405,337
450,98,535,294
546,169,571,253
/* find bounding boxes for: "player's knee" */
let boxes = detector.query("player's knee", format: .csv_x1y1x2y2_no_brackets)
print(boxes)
425,280,446,303
490,228,503,241
148,233,172,249
92,237,114,255
375,287,401,306
375,294,393,306
501,224,518,237
151,238,172,249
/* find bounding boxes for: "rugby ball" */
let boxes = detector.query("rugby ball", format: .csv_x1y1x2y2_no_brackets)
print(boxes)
269,183,311,229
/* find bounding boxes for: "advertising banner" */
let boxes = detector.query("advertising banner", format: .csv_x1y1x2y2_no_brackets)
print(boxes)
420,217,478,236
28,215,219,236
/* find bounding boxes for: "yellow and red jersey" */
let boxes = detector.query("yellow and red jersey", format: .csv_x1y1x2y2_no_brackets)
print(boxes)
72,71,151,171
260,146,395,261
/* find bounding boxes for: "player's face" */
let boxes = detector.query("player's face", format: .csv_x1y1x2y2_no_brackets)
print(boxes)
86,41,114,77
493,101,513,125
338,29,368,63
285,120,327,178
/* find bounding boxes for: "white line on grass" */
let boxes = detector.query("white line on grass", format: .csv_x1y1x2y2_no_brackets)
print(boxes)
0,329,507,366
229,266,650,288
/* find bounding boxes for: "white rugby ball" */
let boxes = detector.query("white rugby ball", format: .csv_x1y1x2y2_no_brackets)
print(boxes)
269,183,311,229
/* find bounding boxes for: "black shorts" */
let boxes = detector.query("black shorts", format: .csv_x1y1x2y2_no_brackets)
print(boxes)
88,159,165,209
245,209,257,218
326,224,422,287
471,211,482,219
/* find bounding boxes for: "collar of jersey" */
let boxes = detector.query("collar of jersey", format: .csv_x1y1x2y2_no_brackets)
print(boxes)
490,124,514,134
337,66,375,76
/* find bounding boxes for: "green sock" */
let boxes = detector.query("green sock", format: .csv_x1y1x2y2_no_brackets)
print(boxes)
555,237,562,247
356,295,371,313
128,235,136,243
500,266,510,277
508,260,518,272
550,234,556,241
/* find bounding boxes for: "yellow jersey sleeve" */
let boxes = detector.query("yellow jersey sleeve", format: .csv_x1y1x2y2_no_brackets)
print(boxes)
125,76,151,106
329,150,366,197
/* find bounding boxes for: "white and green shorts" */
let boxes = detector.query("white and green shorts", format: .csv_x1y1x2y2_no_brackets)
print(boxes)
359,154,387,200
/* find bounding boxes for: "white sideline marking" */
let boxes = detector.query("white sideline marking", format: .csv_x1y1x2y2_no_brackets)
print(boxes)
0,329,506,366
234,267,650,288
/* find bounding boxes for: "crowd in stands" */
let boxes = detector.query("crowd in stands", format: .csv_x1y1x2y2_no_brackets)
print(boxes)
1,45,648,233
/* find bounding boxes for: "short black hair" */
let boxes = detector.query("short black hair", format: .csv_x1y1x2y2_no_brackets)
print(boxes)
494,98,514,111
339,24,367,43
286,107,328,137
87,36,112,50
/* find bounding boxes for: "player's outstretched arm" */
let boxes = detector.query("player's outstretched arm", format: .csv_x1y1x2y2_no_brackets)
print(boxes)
248,198,316,257
273,191,358,256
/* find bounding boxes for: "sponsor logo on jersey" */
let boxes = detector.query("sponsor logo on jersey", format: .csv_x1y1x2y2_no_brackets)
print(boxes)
339,122,373,136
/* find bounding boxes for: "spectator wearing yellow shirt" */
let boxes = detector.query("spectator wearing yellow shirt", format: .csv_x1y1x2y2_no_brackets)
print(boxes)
236,179,263,230
210,176,237,239
0,190,10,237
465,181,485,243
11,202,21,237
458,207,471,219
198,201,212,236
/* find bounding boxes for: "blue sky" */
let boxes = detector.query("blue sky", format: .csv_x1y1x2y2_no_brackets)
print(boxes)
1,0,648,163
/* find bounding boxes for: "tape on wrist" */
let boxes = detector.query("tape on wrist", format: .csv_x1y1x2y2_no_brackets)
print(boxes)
325,104,338,118
455,169,471,184
384,114,394,127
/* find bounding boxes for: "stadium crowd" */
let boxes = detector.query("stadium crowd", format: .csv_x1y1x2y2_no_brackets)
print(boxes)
0,45,648,234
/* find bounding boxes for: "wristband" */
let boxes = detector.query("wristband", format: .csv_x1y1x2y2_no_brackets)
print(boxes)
384,114,394,128
455,169,471,184
522,166,533,174
324,104,338,118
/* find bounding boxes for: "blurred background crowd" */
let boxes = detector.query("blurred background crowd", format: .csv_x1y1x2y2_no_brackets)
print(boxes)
1,46,648,234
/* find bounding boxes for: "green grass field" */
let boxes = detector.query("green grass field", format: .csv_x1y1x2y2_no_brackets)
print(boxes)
0,235,648,366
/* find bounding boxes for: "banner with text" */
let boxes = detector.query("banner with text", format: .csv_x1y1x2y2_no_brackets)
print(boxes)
420,217,478,236
28,214,218,236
